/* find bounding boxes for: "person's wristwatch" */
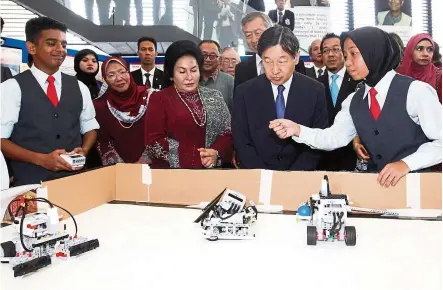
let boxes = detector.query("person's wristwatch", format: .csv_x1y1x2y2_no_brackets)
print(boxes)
215,150,222,167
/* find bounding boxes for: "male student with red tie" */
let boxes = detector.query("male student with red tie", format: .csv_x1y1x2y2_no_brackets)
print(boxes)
269,27,442,187
0,17,99,186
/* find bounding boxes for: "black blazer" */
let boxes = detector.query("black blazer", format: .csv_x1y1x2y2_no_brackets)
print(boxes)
131,68,165,89
234,54,258,90
305,66,317,79
316,70,358,171
268,9,295,31
232,73,328,170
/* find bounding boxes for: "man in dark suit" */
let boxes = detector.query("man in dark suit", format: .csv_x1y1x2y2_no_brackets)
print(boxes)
131,36,165,90
234,12,274,89
316,33,358,171
232,26,328,170
305,39,325,79
268,0,295,31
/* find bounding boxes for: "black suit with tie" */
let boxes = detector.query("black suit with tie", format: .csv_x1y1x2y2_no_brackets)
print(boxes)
131,68,165,89
268,9,295,31
232,73,328,170
305,66,325,79
316,70,358,171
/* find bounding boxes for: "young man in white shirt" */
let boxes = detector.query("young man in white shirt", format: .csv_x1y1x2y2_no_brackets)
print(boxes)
0,17,99,185
269,26,442,187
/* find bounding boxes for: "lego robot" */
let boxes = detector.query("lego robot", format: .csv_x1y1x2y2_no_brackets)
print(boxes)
194,188,258,241
305,175,356,246
0,194,99,277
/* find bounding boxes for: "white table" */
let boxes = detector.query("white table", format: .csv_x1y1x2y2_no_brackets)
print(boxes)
1,204,441,290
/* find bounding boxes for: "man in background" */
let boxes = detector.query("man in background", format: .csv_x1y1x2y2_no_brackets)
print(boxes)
200,40,235,112
234,12,274,89
131,36,165,89
220,47,241,77
305,39,325,79
316,33,358,171
268,0,295,31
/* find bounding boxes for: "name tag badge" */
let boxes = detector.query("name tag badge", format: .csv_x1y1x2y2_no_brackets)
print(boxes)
285,19,290,25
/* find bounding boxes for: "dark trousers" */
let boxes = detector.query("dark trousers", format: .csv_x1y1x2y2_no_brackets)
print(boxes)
192,6,216,39
153,0,173,25
134,0,144,25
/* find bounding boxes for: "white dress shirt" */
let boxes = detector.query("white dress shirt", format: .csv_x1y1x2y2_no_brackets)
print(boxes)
314,65,326,78
1,65,99,139
327,66,346,89
256,54,263,76
292,70,442,171
141,66,156,86
271,75,293,107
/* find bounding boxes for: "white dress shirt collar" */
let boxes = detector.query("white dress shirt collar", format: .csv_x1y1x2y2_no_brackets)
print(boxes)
30,65,61,88
363,70,396,108
313,65,326,77
141,66,155,76
256,54,263,76
277,8,285,15
327,66,346,80
271,74,293,105
327,66,346,87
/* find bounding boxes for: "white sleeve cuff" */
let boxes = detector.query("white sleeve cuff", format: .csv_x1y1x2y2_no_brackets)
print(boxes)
80,119,100,135
1,125,13,139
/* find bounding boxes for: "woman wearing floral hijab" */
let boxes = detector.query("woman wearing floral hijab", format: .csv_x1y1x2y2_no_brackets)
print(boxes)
94,57,152,165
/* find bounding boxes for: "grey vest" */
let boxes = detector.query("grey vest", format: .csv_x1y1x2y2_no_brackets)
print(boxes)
10,70,83,185
350,74,429,172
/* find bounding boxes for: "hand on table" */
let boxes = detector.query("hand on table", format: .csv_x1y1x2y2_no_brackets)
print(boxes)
198,148,217,168
377,161,411,188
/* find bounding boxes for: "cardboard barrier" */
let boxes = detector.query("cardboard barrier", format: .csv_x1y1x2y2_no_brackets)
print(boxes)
33,164,441,217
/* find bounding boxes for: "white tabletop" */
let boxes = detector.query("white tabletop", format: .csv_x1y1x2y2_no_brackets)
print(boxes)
1,204,441,290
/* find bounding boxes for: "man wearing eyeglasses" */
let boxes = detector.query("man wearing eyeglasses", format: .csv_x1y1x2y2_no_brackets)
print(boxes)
199,40,234,112
220,47,241,77
377,0,412,26
316,33,358,171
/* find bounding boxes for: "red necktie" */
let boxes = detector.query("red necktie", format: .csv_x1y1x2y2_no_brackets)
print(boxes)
46,75,59,107
369,87,381,120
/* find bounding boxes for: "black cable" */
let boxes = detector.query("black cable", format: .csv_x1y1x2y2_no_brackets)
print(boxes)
19,202,32,252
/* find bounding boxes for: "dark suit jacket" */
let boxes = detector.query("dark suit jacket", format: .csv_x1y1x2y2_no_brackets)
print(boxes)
316,70,358,171
305,66,316,79
232,73,328,170
268,9,295,31
240,0,265,12
131,68,165,89
234,54,258,90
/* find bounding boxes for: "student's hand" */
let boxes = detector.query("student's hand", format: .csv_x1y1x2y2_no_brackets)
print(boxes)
377,161,411,188
38,149,74,172
269,119,301,139
352,139,370,160
72,147,86,156
198,148,217,168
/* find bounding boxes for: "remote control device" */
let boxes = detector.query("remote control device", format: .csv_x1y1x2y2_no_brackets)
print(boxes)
60,153,85,169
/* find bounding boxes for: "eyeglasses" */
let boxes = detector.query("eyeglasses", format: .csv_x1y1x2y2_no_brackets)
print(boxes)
222,59,239,66
106,70,129,82
203,53,219,61
388,0,402,3
322,47,342,54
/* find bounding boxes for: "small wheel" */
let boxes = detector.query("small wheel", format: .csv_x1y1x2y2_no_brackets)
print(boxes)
307,226,317,246
207,236,218,241
344,226,356,246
